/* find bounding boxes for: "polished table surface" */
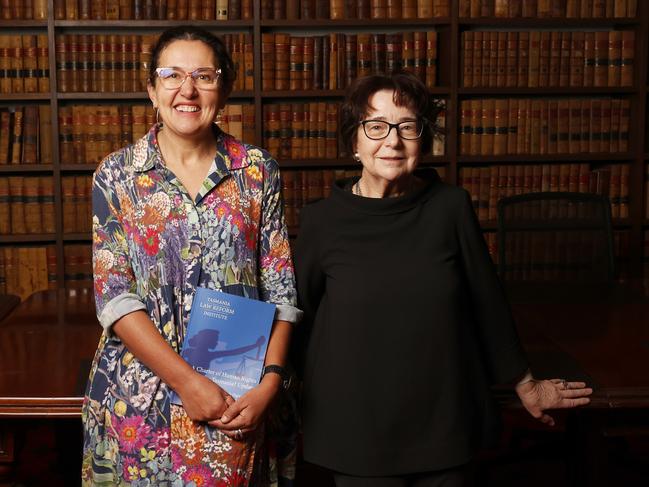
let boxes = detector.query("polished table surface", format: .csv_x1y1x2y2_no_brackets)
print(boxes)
505,281,649,409
0,283,648,417
0,288,101,417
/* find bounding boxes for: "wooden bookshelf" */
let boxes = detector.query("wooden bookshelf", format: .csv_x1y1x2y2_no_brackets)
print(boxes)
1,0,648,294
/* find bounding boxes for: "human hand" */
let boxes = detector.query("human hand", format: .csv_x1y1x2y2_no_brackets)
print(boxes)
175,372,234,423
516,378,593,427
209,378,280,440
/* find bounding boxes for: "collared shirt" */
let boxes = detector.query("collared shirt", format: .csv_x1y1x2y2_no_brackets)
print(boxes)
83,124,301,485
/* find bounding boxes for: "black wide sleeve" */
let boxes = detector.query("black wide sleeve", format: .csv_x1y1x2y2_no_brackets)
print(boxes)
291,204,326,378
455,190,529,384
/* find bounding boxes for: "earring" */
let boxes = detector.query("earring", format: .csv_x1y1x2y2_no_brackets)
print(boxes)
353,152,361,162
154,106,161,125
214,108,225,125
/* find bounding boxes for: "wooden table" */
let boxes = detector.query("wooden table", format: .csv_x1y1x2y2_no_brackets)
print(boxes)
0,288,100,483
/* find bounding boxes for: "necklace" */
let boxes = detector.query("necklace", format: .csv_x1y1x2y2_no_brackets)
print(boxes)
354,179,363,196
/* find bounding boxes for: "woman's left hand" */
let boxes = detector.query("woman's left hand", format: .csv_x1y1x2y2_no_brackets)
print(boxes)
208,378,280,439
515,378,593,427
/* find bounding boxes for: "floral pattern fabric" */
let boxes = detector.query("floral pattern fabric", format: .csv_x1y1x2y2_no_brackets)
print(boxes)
82,124,300,486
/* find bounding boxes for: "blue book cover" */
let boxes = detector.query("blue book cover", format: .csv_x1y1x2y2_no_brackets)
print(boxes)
171,287,276,403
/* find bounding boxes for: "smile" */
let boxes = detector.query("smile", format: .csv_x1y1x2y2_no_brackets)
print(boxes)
175,105,200,112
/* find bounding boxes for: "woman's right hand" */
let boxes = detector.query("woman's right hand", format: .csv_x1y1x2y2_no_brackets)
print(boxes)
175,372,234,422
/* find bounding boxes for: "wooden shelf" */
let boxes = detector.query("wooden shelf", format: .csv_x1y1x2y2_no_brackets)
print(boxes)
459,18,639,27
0,93,50,101
57,90,254,100
0,20,47,27
262,87,449,98
458,87,636,96
0,165,53,173
261,18,451,27
63,233,91,242
55,20,254,28
0,234,56,243
278,155,448,168
60,164,97,171
458,153,636,164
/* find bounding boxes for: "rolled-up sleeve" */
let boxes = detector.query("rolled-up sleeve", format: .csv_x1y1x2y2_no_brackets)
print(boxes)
92,159,146,331
258,155,303,323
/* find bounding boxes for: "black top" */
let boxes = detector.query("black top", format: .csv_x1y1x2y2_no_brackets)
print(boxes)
292,171,529,476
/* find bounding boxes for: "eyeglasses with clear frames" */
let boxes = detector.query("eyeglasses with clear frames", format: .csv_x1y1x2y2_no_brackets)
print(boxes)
155,67,222,90
359,119,425,140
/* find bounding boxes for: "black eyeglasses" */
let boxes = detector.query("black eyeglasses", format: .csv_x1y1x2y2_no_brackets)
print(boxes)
359,119,425,140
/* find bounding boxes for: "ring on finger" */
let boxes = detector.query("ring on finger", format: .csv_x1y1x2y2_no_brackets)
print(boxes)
560,379,567,390
235,428,243,440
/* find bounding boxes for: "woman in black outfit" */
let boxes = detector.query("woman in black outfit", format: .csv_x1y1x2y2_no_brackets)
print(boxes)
292,72,592,487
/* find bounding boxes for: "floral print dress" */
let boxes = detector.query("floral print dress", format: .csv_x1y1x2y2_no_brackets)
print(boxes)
82,125,301,486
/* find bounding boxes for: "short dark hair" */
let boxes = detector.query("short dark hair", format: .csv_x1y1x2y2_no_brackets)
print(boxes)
340,72,442,156
149,25,236,96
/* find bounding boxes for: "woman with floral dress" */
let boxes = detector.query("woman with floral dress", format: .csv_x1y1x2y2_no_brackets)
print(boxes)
82,26,301,486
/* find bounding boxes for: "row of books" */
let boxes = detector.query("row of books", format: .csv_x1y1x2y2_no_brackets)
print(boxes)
459,163,629,222
460,0,638,18
62,176,93,234
485,229,631,282
0,244,92,299
59,104,155,165
261,32,438,91
280,167,447,228
52,0,251,20
0,246,55,300
0,35,50,94
56,33,252,93
0,0,47,20
0,106,53,165
215,104,255,145
462,30,635,89
0,177,56,236
261,0,450,20
459,98,630,156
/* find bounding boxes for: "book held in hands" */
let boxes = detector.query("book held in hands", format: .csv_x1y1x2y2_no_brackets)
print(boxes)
171,287,276,404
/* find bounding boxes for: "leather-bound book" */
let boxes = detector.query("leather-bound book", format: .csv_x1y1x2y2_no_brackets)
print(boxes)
344,34,357,87
583,32,595,87
188,0,200,18
459,100,471,155
316,0,328,18
528,30,540,87
480,98,494,156
620,30,633,87
551,0,564,16
529,99,541,154
521,0,536,17
480,31,490,86
507,98,518,154
330,0,344,18
579,98,590,153
71,105,85,164
316,102,326,158
357,34,372,79
569,31,584,87
261,33,275,92
556,99,569,153
609,98,620,153
469,98,481,156
458,0,469,17
10,108,24,164
558,31,570,87
301,0,314,18
303,36,314,90
387,0,401,18
626,0,636,17
106,0,119,18
38,105,51,164
34,0,47,18
0,178,10,234
325,103,338,159
413,31,426,83
24,177,42,233
539,99,548,154
433,0,448,16
21,105,38,164
371,33,385,75
106,34,118,92
290,103,304,159
21,35,38,94
54,0,65,18
118,105,132,146
619,163,629,218
607,30,621,86
547,31,560,86
488,31,498,87
289,36,303,91
593,30,609,86
131,105,146,140
589,98,601,153
306,102,318,158
516,31,529,87
565,0,577,17
241,0,251,18
538,31,550,87
357,0,370,18
260,0,271,18
91,0,106,19
417,0,431,17
401,32,414,75
278,104,291,159
493,98,508,155
496,31,507,87
600,98,611,153
495,0,507,16
505,32,517,87
424,33,437,84
9,177,26,233
215,0,228,18
508,0,521,16
200,0,214,19
275,34,290,91
386,33,402,74
371,0,386,18
57,106,73,163
479,0,492,16
312,36,322,89
580,0,592,17
120,0,133,17
402,0,416,17
328,33,339,89
568,98,581,153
